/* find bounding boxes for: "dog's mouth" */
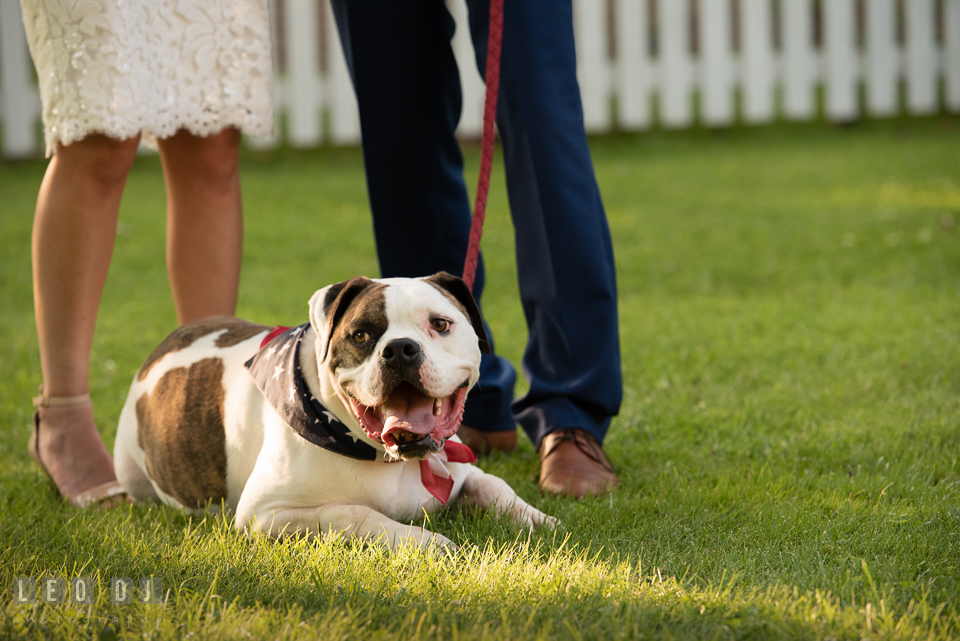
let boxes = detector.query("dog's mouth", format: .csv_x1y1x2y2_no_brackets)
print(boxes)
348,381,468,459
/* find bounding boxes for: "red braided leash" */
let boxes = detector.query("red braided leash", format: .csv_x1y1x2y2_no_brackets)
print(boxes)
461,0,505,291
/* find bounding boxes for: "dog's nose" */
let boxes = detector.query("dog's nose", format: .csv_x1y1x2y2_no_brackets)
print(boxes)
381,338,423,368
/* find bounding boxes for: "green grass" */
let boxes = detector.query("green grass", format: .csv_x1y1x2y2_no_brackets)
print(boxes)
2,117,960,639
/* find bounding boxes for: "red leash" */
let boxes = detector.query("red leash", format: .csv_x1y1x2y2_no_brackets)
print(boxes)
461,0,505,291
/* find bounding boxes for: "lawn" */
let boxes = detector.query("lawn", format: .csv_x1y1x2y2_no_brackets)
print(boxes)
1,117,959,640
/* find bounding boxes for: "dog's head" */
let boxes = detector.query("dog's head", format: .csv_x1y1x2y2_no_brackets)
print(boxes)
308,272,490,461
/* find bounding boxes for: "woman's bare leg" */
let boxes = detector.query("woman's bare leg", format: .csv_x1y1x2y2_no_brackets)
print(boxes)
32,134,140,501
158,128,243,324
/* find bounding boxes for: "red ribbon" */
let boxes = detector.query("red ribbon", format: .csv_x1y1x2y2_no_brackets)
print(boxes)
419,440,477,505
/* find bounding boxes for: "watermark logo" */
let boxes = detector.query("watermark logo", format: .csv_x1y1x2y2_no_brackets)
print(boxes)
40,578,66,605
12,577,162,606
138,578,162,605
71,578,95,605
13,578,35,605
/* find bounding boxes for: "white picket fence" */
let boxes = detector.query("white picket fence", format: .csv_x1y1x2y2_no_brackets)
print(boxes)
1,0,958,158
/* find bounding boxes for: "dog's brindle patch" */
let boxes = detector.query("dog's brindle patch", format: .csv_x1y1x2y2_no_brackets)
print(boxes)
327,282,390,373
137,316,269,381
136,357,229,508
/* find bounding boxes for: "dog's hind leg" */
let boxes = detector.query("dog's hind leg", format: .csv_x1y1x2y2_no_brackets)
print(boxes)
113,417,160,502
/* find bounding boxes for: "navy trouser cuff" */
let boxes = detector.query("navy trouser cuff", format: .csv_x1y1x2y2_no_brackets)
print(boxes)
514,396,611,450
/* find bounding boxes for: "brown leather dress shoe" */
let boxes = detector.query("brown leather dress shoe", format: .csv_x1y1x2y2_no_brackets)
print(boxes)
456,425,518,456
538,429,617,498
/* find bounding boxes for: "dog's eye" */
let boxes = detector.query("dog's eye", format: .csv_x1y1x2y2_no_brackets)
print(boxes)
352,331,370,344
430,319,450,333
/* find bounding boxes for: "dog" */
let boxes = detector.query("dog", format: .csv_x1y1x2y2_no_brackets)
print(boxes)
114,272,554,549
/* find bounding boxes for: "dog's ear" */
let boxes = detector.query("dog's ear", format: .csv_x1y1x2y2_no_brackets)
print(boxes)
309,276,374,361
424,272,491,355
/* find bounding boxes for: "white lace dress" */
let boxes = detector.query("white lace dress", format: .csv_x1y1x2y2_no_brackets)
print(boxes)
20,0,274,156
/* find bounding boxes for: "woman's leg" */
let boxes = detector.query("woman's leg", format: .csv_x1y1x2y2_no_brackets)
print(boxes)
32,133,140,501
157,128,243,324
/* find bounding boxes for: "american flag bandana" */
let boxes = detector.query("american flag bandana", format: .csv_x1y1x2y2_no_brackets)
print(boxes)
244,323,379,461
244,323,478,504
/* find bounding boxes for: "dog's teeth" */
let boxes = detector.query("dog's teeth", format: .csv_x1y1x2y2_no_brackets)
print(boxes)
434,398,442,416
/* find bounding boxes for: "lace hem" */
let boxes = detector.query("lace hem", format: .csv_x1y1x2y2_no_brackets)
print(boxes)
43,112,274,156
21,0,275,158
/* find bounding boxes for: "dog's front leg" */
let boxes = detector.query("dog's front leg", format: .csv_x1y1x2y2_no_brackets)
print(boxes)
460,467,557,530
239,503,457,551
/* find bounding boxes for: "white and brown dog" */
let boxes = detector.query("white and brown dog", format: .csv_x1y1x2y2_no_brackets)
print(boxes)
114,272,553,549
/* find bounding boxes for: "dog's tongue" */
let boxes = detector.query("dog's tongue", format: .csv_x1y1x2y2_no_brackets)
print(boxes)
382,383,436,435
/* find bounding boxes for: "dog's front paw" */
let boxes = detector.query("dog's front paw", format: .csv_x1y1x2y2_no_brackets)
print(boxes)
419,531,459,554
536,512,560,530
391,526,458,553
514,505,559,531
426,533,459,556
